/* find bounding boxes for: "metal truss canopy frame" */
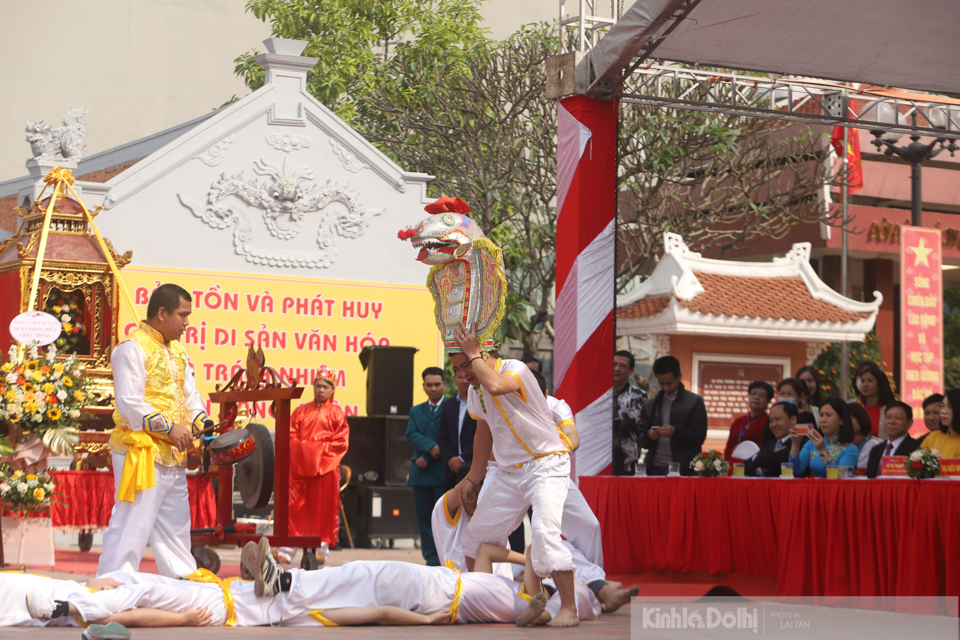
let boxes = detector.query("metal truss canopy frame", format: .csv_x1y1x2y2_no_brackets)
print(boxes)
617,65,960,141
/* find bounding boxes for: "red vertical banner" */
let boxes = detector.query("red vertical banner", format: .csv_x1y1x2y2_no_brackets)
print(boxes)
900,226,943,434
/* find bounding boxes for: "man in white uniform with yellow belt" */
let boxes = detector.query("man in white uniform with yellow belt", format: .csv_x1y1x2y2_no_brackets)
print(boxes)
451,327,579,627
97,284,209,578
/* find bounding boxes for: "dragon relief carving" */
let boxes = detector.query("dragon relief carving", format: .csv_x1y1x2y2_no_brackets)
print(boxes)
177,159,383,269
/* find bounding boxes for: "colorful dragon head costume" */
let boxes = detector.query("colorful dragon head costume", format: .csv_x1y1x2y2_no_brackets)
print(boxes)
398,197,507,353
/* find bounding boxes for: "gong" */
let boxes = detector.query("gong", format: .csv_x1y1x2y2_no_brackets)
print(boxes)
237,423,274,510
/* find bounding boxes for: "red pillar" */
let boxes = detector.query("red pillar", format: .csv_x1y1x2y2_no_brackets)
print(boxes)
864,258,896,374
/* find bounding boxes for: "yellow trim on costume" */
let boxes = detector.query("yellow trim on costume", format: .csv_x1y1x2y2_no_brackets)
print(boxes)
504,371,528,403
557,429,574,451
447,572,464,624
490,395,569,467
309,610,339,627
557,419,575,428
185,568,243,626
518,585,533,602
468,410,481,420
442,491,461,527
115,429,159,502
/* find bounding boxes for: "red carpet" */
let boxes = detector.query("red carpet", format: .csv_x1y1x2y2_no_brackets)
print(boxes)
609,570,779,600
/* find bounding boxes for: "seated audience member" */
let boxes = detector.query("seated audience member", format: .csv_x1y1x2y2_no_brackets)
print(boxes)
777,378,818,427
866,401,920,478
917,393,945,445
922,388,960,458
640,356,707,476
854,362,897,439
795,365,823,409
847,402,881,473
743,401,798,477
723,381,774,460
790,397,858,477
520,356,543,373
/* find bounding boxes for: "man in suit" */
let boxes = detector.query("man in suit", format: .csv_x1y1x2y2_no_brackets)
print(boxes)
744,401,798,477
867,401,921,478
437,366,477,493
640,356,707,476
406,367,447,566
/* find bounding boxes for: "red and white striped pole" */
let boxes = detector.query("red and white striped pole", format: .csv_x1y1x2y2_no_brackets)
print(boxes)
553,95,619,476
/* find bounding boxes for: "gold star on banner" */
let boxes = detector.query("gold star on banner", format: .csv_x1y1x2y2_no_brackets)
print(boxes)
910,238,933,267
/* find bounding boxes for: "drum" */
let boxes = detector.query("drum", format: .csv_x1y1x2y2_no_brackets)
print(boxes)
208,428,256,466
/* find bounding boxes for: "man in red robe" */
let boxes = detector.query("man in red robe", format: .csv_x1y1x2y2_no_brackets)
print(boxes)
280,369,349,564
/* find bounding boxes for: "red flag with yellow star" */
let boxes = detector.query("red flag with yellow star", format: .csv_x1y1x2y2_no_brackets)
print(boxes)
831,107,864,192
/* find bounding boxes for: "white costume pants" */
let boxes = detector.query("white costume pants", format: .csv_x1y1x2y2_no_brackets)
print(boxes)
561,479,604,568
463,454,574,577
97,452,197,578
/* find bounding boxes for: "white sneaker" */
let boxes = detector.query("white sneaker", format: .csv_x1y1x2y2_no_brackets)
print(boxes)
254,536,283,597
25,593,60,621
81,622,131,640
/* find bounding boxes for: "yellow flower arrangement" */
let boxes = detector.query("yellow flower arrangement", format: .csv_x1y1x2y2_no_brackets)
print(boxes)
62,377,73,388
25,360,38,371
47,408,61,420
53,363,64,373
33,487,45,501
22,382,35,393
24,401,39,415
63,323,73,333
41,383,55,394
73,390,85,402
1,363,11,373
26,474,37,480
12,470,23,479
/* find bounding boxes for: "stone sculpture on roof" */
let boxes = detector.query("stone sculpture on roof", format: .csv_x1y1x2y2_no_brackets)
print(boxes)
25,108,88,162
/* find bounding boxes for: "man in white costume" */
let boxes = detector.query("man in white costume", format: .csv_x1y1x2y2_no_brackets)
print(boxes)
527,367,605,568
97,284,210,578
449,326,579,627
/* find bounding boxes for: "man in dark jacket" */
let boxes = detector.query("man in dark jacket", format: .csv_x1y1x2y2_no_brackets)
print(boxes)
436,367,477,492
641,356,707,476
867,401,920,478
744,401,797,477
406,367,447,565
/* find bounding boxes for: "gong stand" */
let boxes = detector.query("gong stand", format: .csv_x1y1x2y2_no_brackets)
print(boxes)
192,384,317,549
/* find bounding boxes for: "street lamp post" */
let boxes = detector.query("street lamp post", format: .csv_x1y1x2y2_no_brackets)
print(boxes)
870,106,958,227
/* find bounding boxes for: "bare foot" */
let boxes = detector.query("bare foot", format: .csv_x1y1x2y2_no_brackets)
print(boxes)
600,586,639,613
546,608,579,627
427,611,452,625
516,592,547,627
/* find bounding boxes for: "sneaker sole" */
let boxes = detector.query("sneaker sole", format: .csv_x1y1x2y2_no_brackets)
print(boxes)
81,622,131,640
24,593,46,620
255,536,271,597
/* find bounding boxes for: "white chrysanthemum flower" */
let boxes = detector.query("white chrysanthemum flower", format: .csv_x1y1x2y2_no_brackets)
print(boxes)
32,413,42,422
0,483,10,494
932,449,941,458
17,482,28,493
694,460,704,471
909,450,922,462
70,409,81,419
714,459,724,470
57,390,67,401
53,371,61,379
44,483,55,492
61,314,71,323
73,370,82,378
27,478,38,488
5,373,17,384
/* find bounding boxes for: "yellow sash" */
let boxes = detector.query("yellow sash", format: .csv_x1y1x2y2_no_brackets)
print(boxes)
184,568,241,626
443,561,464,624
309,610,339,626
115,430,158,502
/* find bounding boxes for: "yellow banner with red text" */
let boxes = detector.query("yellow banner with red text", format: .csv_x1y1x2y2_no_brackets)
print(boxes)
118,266,442,428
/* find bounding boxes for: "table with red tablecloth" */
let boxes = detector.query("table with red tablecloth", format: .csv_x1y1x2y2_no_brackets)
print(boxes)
49,470,216,530
579,476,960,599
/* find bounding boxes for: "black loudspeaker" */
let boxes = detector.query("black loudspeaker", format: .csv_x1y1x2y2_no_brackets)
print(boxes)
359,345,418,416
341,485,419,544
342,416,413,486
